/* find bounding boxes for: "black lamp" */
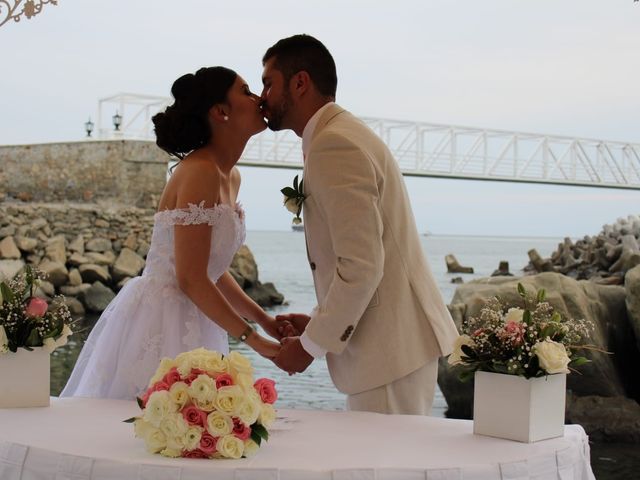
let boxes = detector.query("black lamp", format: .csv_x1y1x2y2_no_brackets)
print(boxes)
112,111,123,131
84,117,94,137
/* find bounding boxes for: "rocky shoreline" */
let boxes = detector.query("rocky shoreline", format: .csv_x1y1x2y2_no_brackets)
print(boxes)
0,202,284,317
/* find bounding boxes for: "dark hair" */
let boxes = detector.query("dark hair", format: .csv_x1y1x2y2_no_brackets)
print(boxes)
152,66,237,159
263,34,337,98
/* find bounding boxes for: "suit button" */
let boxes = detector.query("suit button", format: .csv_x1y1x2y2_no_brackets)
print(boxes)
310,262,316,270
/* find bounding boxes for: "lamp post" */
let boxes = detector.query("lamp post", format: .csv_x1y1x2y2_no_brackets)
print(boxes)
84,117,94,138
112,111,122,131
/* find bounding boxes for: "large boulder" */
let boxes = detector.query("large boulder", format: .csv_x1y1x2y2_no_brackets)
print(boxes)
0,259,25,282
625,265,640,353
0,236,21,259
439,273,639,429
230,245,259,284
80,281,115,312
112,248,145,282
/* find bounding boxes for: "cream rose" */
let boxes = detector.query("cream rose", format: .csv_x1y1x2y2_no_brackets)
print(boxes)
259,403,276,428
143,391,176,427
504,308,525,324
203,351,228,375
0,326,7,354
133,418,154,439
235,372,255,389
159,412,189,443
206,411,233,436
168,381,190,409
533,339,570,374
42,325,73,354
284,196,299,214
237,390,261,425
447,335,475,366
149,357,178,386
160,448,182,458
227,351,253,376
217,434,245,459
181,426,204,451
188,374,217,405
243,439,260,457
214,385,245,416
144,427,167,454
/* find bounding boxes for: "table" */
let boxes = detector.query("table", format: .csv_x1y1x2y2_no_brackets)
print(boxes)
0,398,594,480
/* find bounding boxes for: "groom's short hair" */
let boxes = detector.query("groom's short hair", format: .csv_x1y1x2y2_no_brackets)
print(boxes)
263,34,337,98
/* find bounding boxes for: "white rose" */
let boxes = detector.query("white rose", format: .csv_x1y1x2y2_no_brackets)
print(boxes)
237,390,261,425
227,351,253,375
533,339,570,374
235,372,255,389
243,439,260,457
149,357,177,386
42,337,57,354
203,351,227,375
144,427,167,454
447,335,475,366
160,448,181,458
217,434,245,459
181,426,203,451
168,381,190,409
143,391,176,427
0,326,7,354
206,411,233,436
159,412,189,443
258,403,276,428
133,418,153,439
505,308,525,324
43,325,74,353
214,385,245,416
188,374,217,405
284,196,299,214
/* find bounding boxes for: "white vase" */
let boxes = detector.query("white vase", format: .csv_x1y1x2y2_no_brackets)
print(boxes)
0,347,50,408
473,371,566,442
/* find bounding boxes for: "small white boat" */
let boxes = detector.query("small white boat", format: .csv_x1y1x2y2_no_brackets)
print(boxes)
292,224,304,232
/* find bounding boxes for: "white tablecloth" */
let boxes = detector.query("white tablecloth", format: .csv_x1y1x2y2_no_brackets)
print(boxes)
0,398,594,480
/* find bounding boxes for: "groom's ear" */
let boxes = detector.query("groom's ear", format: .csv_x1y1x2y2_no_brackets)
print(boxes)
290,71,311,98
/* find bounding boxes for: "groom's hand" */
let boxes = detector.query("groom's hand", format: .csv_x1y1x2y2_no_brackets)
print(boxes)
275,313,311,338
274,336,313,374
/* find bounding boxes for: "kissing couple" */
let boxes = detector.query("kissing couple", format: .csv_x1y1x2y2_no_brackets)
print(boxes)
61,34,459,416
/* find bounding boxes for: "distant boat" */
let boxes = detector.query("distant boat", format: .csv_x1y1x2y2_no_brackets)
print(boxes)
292,224,304,232
423,230,432,237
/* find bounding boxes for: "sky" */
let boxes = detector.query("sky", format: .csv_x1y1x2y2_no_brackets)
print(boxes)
2,0,639,237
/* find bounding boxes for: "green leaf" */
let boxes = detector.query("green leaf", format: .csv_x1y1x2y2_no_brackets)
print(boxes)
458,369,476,383
281,187,297,197
551,312,562,323
537,288,546,303
252,423,269,442
299,179,304,194
569,357,591,367
25,327,42,347
517,283,526,297
122,417,137,423
136,396,145,409
460,344,476,359
0,282,14,303
250,430,262,446
293,175,299,191
522,310,532,326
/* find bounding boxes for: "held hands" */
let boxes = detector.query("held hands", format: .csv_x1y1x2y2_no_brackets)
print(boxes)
275,313,311,338
273,336,313,375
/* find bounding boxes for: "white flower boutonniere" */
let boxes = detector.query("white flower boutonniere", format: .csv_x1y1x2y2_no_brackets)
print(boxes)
280,175,305,225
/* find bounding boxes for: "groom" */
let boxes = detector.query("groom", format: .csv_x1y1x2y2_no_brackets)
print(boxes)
261,34,459,415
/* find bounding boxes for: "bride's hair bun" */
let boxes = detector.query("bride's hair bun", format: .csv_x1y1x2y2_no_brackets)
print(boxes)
152,66,237,159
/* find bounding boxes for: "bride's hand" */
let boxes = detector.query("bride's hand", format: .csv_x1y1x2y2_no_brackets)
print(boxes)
253,335,281,359
259,315,285,341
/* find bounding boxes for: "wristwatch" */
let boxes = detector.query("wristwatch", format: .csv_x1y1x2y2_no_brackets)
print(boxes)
239,324,254,342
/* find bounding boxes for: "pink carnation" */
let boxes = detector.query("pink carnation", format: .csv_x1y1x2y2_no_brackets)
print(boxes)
25,297,48,318
232,417,251,441
254,378,278,404
500,321,526,346
215,373,234,389
182,449,208,459
182,404,208,427
199,432,218,455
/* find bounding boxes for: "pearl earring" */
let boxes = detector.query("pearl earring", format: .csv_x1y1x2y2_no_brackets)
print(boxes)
224,115,229,121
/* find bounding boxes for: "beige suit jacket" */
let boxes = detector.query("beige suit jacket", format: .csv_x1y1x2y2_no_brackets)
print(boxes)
302,104,459,395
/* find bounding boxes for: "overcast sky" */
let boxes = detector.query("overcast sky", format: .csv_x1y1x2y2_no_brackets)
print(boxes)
2,0,639,236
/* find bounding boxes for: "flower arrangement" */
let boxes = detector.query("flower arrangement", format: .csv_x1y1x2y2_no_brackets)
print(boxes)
448,283,596,381
0,265,73,355
126,348,278,459
281,174,305,225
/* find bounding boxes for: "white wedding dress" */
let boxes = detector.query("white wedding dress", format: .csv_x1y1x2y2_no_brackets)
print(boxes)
60,201,246,400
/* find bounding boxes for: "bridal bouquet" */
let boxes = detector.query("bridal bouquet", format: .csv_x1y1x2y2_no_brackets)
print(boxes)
127,348,277,459
448,283,596,381
0,265,73,354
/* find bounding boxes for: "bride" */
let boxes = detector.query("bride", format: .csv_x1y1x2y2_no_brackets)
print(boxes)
61,66,281,400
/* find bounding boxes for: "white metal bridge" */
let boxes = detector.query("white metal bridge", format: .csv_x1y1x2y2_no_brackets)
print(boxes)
97,93,640,190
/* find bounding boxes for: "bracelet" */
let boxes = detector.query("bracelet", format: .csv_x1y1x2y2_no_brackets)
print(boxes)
238,324,254,343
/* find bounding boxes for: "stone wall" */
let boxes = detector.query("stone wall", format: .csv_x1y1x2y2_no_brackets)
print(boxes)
0,140,168,208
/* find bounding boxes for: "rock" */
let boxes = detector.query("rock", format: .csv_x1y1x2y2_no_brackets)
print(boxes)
0,236,22,259
60,284,92,297
30,218,47,230
625,265,640,352
68,253,91,267
0,225,16,238
68,235,85,254
45,235,67,264
63,296,86,319
85,251,116,266
451,277,464,284
36,280,56,297
94,219,110,228
112,248,145,282
445,254,474,274
137,241,150,258
38,259,69,287
123,233,137,251
231,245,259,284
566,394,640,443
80,281,115,312
85,238,113,253
439,273,637,420
79,264,111,284
491,260,513,277
527,249,553,272
68,268,83,287
229,269,246,288
0,259,25,282
245,281,285,307
14,236,38,253
116,277,132,290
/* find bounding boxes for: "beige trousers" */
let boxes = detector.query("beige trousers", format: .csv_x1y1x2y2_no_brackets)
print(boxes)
346,357,439,415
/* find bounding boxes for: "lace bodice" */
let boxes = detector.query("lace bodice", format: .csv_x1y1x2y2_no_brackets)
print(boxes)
143,201,246,284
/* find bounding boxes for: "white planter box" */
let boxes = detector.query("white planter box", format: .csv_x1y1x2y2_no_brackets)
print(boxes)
473,371,566,443
0,347,50,408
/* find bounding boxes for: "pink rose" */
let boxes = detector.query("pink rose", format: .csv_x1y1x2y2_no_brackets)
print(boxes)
163,367,182,386
182,449,208,459
184,368,207,385
254,378,278,404
232,417,251,441
215,373,234,389
25,298,48,318
182,404,207,427
199,432,218,455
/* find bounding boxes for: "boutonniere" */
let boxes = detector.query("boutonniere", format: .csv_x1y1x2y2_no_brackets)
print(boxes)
281,174,305,225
